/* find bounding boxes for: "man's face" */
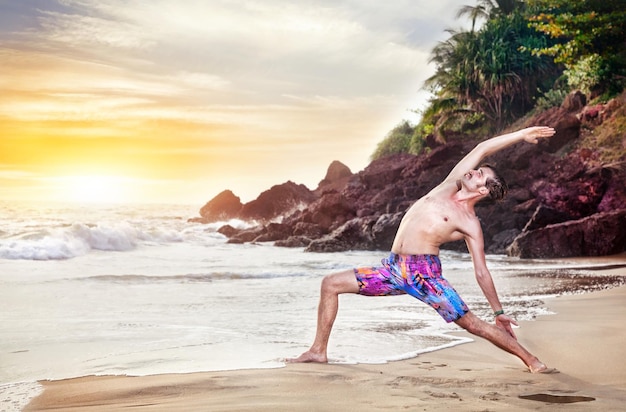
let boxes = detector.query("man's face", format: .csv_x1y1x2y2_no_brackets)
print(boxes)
463,167,495,194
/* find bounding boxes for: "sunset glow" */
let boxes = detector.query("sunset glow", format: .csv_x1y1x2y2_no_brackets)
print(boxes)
59,175,132,204
0,1,459,205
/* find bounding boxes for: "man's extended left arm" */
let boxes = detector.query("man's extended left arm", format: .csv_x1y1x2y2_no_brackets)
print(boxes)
445,126,556,183
465,224,518,339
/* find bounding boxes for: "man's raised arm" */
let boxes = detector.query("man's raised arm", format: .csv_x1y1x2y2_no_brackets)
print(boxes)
445,126,556,182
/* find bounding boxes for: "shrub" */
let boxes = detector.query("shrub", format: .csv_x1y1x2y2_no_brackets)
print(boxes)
371,121,415,161
535,88,569,111
564,54,604,96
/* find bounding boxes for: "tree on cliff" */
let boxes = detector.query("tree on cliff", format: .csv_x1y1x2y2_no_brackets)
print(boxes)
372,1,563,161
371,121,415,160
421,0,559,135
526,0,626,99
375,0,626,159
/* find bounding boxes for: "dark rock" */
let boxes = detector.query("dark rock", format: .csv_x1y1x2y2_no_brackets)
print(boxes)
275,236,313,248
561,90,586,113
443,240,468,253
367,186,404,215
239,181,317,222
217,224,239,238
371,212,404,250
355,154,415,191
513,199,538,214
602,96,623,121
580,104,607,127
305,217,378,252
198,190,243,223
305,236,349,253
299,191,356,233
253,223,292,242
508,187,532,202
293,222,325,238
522,205,573,232
227,227,266,244
533,154,608,219
487,229,521,254
597,166,626,212
316,160,353,193
507,210,626,258
193,92,626,258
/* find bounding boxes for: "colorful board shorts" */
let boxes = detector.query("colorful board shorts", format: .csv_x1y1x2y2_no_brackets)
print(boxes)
354,253,469,323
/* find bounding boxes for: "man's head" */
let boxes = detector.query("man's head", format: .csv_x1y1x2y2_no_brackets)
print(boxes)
480,163,508,202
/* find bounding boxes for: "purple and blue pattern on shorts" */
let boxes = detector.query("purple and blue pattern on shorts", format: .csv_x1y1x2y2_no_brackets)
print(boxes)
354,253,469,323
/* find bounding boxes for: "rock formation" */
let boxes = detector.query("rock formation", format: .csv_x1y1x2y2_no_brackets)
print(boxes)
188,190,242,224
190,91,626,258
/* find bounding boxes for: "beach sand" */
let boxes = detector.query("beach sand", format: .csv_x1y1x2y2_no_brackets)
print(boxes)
26,280,626,411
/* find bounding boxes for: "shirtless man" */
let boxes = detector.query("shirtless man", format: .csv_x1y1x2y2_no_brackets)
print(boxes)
289,126,557,373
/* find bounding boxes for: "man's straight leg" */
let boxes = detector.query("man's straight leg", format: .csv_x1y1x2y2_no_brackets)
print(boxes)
288,269,359,363
455,312,551,373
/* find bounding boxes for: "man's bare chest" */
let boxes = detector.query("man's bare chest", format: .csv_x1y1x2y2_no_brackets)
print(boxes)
413,196,475,233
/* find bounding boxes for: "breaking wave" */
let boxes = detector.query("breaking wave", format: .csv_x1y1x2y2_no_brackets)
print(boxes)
0,222,185,260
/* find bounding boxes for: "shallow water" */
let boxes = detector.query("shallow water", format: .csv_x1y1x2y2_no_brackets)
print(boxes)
1,201,624,410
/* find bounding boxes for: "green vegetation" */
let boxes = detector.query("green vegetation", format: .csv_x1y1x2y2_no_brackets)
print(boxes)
580,99,626,163
371,121,414,159
372,0,626,161
527,0,626,99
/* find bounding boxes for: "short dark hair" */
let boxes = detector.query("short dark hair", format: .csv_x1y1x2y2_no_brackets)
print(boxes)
481,163,508,202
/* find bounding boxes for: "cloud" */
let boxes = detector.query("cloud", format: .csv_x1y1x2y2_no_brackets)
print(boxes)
0,0,465,203
10,0,452,98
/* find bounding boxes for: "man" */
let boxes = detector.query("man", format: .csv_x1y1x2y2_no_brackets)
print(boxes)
289,126,557,373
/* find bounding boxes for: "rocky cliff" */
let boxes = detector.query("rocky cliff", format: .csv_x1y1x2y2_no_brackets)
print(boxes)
191,91,626,258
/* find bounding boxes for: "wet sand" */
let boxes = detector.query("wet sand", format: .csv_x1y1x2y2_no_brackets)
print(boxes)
26,269,626,411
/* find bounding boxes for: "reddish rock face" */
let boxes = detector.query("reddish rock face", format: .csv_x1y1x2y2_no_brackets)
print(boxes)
507,210,626,258
238,181,317,222
193,190,243,223
194,92,626,258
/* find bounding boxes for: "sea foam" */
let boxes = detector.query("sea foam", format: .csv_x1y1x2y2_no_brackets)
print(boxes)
0,222,182,260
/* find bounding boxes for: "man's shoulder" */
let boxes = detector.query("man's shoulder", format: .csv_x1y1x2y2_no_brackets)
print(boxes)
460,213,483,237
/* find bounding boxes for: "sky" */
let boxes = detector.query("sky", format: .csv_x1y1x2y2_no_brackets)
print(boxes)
0,0,465,206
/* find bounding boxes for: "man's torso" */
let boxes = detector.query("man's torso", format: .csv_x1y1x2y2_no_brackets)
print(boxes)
391,180,478,255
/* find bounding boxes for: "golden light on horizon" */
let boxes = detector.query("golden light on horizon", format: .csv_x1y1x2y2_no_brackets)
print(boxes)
0,1,447,204
59,175,132,204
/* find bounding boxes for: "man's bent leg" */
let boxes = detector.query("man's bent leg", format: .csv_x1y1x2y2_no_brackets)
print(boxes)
287,269,359,363
455,312,552,373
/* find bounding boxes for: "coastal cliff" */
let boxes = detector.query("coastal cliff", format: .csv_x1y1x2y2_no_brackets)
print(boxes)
190,91,626,258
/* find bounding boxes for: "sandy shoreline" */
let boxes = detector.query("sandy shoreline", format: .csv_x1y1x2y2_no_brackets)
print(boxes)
26,273,626,411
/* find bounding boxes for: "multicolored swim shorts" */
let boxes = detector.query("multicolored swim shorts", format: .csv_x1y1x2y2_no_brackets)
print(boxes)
354,253,469,323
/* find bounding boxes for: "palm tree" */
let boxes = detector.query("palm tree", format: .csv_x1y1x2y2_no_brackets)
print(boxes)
423,30,480,141
422,0,556,134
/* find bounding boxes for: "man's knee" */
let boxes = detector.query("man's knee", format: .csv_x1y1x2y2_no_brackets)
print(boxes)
321,271,358,294
320,275,335,293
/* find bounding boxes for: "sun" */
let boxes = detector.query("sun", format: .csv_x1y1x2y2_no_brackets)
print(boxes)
61,175,132,204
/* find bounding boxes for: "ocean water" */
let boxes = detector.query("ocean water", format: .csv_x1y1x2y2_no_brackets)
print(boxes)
1,201,624,410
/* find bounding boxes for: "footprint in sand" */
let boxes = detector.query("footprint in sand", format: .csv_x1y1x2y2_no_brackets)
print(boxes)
413,361,448,371
479,391,503,401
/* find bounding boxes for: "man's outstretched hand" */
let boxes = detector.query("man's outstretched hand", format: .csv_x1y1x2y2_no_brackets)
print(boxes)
522,126,556,144
495,314,519,340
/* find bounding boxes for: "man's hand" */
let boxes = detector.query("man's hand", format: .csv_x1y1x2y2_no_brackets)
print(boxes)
495,314,519,340
521,126,556,144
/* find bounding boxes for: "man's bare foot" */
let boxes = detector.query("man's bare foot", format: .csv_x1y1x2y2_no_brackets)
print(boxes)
528,363,559,374
285,350,327,363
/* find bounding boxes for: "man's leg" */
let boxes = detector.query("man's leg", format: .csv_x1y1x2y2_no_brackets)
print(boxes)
455,311,552,373
287,269,359,363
